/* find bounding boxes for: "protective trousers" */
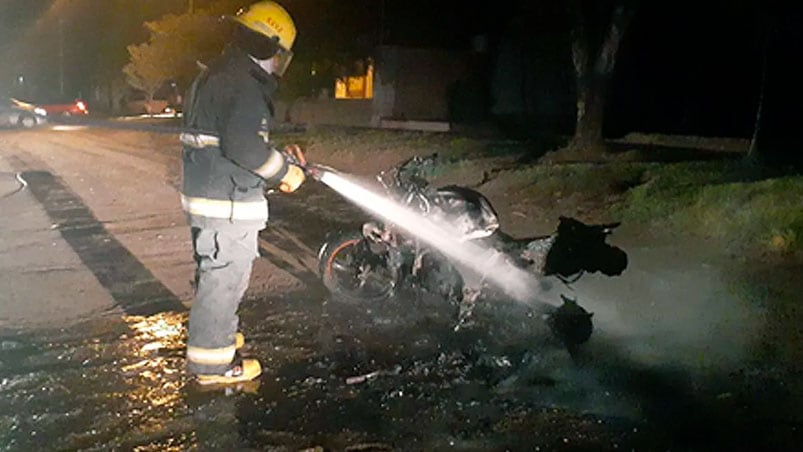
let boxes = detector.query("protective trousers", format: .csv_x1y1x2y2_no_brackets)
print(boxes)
186,226,260,375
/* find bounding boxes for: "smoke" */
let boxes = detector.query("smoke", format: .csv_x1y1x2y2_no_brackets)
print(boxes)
316,168,772,428
317,168,765,372
570,243,763,371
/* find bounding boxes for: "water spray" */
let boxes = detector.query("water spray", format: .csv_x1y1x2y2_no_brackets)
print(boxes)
306,164,555,309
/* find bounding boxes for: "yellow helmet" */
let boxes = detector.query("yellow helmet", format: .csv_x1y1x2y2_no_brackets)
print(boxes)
234,1,297,52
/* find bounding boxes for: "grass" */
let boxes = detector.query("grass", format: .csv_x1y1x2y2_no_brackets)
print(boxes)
276,128,803,254
435,156,803,254
615,162,730,222
616,161,803,253
690,177,803,252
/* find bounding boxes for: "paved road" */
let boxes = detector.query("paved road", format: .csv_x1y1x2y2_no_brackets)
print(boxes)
0,126,800,451
0,125,363,327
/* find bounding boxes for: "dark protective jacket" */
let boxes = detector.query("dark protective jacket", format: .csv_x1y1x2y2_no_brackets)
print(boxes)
180,45,289,230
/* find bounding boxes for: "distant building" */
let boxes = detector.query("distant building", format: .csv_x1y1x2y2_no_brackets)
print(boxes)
283,45,467,131
335,60,374,100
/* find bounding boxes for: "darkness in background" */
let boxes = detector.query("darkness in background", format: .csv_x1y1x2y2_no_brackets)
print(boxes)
428,0,801,150
1,0,800,150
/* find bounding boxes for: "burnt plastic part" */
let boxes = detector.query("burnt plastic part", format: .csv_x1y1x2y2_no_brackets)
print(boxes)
434,185,501,237
547,295,594,348
436,185,500,218
415,251,464,302
543,216,628,278
396,153,439,183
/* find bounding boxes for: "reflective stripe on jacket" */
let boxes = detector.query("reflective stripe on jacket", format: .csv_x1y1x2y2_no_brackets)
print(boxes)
181,194,268,221
180,45,289,228
179,132,219,148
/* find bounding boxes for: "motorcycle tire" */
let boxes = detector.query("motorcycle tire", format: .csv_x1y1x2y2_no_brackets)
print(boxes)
318,231,397,304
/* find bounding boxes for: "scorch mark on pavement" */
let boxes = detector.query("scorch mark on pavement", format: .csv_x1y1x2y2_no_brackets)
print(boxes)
22,170,185,316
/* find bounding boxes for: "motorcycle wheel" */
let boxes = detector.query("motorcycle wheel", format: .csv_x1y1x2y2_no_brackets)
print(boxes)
318,231,397,304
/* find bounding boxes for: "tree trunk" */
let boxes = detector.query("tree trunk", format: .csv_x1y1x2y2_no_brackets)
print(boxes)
145,92,156,116
565,1,634,155
572,77,607,151
748,26,770,158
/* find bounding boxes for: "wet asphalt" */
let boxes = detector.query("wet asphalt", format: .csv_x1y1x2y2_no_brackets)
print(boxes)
1,164,801,451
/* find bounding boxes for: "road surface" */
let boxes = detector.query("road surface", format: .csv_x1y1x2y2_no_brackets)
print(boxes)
0,126,800,450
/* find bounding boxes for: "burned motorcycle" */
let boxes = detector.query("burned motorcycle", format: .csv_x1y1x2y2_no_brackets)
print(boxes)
316,154,627,349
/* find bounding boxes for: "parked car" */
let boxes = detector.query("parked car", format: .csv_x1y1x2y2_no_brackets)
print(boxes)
38,98,89,116
124,93,169,116
0,98,48,129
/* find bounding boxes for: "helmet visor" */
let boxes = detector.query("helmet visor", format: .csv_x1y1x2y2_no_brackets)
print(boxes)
272,49,293,77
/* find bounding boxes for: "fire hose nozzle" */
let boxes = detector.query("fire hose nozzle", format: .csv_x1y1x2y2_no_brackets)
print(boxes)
303,163,335,182
280,146,328,182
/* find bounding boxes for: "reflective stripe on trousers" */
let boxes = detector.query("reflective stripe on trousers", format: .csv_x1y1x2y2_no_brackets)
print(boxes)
181,194,268,222
187,344,236,367
187,227,260,375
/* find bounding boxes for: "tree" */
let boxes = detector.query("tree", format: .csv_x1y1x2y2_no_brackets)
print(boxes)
567,0,635,153
141,9,233,89
123,40,174,112
749,1,803,167
121,5,236,112
92,0,154,113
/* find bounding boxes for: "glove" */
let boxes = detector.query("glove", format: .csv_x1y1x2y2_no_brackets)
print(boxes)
278,163,305,193
283,144,306,167
277,144,306,193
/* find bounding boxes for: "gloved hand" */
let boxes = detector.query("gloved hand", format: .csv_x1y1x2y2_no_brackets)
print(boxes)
278,144,307,193
282,144,307,167
278,164,305,193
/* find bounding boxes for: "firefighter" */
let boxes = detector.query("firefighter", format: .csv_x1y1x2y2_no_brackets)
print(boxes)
179,1,305,385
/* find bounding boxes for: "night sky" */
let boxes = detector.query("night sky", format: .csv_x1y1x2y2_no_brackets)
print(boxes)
618,1,801,145
1,0,801,144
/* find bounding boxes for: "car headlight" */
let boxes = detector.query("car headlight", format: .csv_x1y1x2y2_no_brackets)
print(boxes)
34,107,47,116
